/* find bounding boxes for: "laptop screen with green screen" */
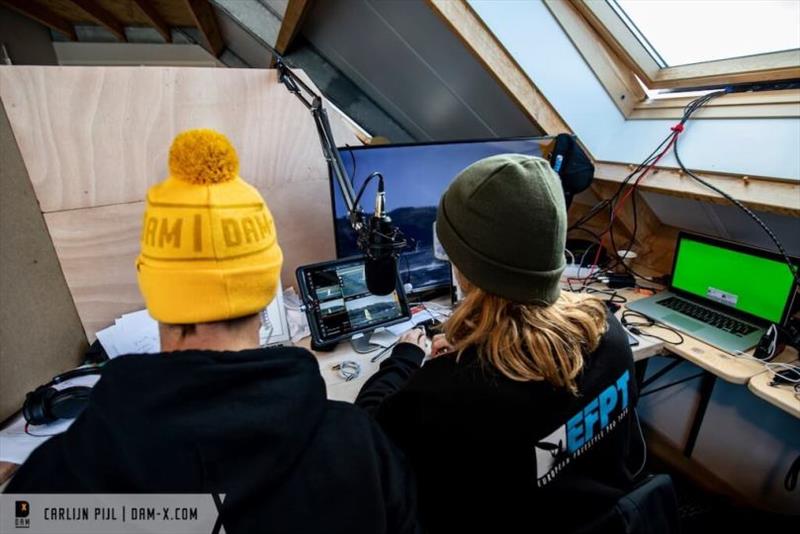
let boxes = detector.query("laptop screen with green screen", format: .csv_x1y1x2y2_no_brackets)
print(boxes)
671,235,795,323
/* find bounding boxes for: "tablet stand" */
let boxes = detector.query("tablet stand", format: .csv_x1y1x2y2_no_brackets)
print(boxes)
350,331,381,354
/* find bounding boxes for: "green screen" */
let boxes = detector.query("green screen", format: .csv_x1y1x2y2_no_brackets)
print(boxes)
672,237,794,323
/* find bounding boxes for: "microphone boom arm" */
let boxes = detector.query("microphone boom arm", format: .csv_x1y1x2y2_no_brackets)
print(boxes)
274,55,362,229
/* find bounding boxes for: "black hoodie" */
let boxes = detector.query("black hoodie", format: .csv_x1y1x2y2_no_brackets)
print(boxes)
356,315,641,533
6,346,420,534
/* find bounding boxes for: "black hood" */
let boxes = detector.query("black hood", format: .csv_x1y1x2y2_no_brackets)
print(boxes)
64,346,327,495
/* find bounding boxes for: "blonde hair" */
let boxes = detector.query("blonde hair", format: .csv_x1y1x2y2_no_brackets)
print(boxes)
444,277,608,395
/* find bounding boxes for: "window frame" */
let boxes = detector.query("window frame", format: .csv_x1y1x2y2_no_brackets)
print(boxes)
575,0,800,89
545,0,800,120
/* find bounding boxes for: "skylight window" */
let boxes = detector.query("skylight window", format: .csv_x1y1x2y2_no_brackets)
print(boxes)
612,0,800,67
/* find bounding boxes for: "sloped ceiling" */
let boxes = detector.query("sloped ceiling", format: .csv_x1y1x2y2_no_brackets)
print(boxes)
302,0,542,141
300,0,798,260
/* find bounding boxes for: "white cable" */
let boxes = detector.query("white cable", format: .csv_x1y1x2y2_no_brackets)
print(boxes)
576,243,596,281
730,350,800,383
632,409,647,479
564,248,575,267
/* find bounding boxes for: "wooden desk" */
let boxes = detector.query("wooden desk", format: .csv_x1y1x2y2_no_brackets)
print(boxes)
299,336,386,403
614,287,777,384
305,294,667,403
747,355,800,418
613,285,800,452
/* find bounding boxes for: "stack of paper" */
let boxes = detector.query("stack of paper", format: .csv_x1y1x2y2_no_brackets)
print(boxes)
95,310,160,358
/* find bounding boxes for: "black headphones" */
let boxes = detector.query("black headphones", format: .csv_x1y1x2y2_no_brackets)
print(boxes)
23,366,103,426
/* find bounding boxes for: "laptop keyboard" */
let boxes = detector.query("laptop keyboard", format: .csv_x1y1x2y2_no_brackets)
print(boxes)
656,296,757,337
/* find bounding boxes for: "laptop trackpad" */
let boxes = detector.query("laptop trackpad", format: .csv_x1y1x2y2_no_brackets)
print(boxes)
663,313,703,332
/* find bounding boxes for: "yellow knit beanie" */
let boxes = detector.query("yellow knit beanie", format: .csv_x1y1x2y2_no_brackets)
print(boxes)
136,129,283,324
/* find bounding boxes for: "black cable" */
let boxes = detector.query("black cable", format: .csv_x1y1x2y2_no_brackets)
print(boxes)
352,171,381,211
568,129,676,231
640,372,705,397
583,286,628,304
673,135,799,284
572,89,732,284
610,91,727,264
345,146,358,189
621,309,685,345
786,454,800,491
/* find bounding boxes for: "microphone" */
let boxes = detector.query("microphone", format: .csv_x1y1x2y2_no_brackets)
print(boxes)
365,255,397,296
357,174,406,296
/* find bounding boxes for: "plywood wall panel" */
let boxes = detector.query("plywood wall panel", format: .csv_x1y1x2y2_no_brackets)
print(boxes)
44,203,144,340
46,185,336,339
0,66,360,212
0,103,87,421
1,65,362,338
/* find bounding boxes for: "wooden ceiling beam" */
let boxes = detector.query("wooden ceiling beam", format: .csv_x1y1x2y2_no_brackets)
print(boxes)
275,0,314,55
132,0,172,43
183,0,224,57
67,0,127,42
426,0,573,139
0,0,77,41
593,162,800,217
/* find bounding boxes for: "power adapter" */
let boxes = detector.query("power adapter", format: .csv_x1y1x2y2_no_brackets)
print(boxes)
600,273,636,289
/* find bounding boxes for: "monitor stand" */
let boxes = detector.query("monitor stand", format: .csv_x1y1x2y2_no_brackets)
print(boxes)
350,331,381,354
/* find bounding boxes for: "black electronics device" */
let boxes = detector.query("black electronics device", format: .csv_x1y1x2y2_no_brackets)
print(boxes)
277,56,593,300
274,59,406,297
332,136,594,297
296,256,412,351
754,324,782,361
23,366,102,426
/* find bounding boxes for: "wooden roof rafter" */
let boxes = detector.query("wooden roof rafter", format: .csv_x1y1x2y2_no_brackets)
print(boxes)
67,0,128,42
0,0,77,41
183,0,224,57
131,0,172,43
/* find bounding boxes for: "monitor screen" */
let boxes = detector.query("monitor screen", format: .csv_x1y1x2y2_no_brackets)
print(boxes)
332,137,553,293
297,257,410,343
671,234,796,323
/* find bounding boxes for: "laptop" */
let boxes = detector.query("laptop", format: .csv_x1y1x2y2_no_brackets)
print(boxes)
627,232,797,354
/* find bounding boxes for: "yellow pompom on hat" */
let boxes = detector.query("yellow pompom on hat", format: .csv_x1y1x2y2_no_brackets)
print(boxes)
136,129,283,324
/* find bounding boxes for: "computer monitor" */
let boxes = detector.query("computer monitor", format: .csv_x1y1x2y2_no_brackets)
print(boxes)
296,256,412,347
332,137,554,295
670,232,797,325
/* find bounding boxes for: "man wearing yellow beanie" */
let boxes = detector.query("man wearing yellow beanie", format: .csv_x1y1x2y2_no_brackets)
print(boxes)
7,130,420,534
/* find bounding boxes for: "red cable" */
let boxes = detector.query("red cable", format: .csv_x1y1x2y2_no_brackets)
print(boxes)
583,127,682,280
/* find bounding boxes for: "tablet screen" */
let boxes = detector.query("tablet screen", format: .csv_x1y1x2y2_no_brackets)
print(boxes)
297,257,411,344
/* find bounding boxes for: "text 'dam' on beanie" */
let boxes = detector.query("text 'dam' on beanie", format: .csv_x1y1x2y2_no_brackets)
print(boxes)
136,129,283,324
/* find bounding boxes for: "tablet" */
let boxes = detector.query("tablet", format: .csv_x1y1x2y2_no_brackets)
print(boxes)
296,256,412,347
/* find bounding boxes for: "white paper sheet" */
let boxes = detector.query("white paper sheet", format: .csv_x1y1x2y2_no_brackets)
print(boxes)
95,310,160,358
387,310,437,336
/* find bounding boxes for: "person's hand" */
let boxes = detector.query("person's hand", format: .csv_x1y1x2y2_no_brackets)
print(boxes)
430,334,454,358
397,328,427,354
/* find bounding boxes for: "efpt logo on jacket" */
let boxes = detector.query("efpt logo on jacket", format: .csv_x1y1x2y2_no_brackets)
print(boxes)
15,500,30,528
534,370,631,487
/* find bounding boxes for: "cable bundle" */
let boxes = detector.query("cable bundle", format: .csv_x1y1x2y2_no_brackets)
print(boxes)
570,88,799,285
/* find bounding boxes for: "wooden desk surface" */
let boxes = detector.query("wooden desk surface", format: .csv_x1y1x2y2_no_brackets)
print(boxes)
614,287,780,384
747,355,800,418
304,292,667,403
298,337,384,403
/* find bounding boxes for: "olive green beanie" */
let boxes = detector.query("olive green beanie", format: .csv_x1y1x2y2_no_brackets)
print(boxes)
436,154,567,305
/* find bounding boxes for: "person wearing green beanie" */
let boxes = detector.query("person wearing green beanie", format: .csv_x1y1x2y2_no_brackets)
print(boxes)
357,154,640,533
